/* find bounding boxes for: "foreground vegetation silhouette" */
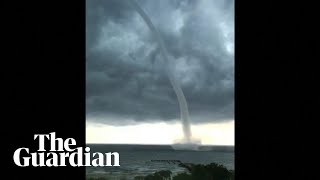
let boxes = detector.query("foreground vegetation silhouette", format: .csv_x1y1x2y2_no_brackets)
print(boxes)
86,162,234,180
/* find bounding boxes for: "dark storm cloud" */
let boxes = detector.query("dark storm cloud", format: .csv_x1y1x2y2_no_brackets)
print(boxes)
86,0,234,125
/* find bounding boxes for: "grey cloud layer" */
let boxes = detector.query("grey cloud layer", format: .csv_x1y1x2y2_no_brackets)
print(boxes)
86,0,234,125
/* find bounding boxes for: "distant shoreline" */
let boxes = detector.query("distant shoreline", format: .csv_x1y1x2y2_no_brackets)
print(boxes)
86,143,234,147
86,144,234,152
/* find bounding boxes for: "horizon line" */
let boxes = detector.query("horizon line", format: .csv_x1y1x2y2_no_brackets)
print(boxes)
85,143,235,146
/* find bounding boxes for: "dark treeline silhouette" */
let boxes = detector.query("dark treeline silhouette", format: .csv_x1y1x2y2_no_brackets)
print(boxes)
86,162,234,180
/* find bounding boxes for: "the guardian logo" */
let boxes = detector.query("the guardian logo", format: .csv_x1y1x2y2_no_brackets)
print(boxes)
13,132,120,167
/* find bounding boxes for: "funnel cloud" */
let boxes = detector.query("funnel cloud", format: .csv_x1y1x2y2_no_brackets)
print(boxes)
129,0,196,144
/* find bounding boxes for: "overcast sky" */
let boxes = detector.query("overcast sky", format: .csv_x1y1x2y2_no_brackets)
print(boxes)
86,0,234,128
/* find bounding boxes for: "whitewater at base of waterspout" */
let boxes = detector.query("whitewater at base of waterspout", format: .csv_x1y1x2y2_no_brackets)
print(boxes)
172,137,202,151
